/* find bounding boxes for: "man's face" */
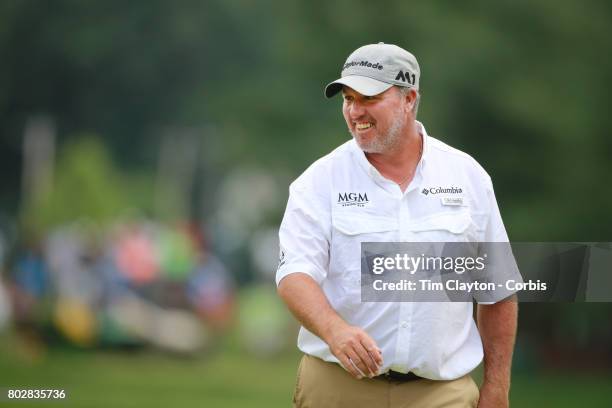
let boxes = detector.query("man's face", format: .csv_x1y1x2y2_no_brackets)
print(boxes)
342,86,409,154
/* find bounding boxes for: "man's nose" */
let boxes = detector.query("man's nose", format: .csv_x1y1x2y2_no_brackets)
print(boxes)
349,100,366,118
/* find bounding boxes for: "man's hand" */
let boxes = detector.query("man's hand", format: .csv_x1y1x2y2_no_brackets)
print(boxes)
477,381,509,408
324,320,383,379
277,273,383,380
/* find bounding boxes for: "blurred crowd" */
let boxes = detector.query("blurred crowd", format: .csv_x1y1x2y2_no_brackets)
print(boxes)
0,219,236,354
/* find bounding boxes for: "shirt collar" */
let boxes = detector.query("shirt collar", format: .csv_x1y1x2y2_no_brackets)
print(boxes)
416,120,430,168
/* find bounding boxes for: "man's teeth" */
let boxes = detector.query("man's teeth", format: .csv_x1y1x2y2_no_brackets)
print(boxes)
356,123,373,130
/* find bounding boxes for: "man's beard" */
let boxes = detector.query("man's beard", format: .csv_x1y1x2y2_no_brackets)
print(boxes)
350,112,406,154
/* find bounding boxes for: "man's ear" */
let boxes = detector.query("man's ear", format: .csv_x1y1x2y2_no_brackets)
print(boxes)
401,88,417,112
407,89,417,110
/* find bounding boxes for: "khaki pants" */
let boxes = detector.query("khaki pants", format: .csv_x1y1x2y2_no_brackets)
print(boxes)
293,354,479,408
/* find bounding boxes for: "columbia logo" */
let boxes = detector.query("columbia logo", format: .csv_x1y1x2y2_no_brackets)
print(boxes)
422,186,463,195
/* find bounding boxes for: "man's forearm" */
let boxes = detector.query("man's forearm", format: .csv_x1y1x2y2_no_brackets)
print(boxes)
477,300,518,390
277,272,347,343
277,272,383,378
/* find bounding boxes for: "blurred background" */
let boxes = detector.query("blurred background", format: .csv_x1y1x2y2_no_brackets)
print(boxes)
1,1,611,407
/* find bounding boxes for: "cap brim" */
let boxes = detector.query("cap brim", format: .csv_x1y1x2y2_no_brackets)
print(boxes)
324,75,393,98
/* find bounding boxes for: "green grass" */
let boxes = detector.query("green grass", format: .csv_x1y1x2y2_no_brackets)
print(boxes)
0,334,610,407
509,373,611,408
0,333,299,408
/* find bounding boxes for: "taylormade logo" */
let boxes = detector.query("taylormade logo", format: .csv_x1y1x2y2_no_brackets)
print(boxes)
422,187,463,195
343,60,384,71
338,192,369,207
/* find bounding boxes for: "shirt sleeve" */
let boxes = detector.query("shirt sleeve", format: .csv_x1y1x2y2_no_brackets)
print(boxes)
473,178,522,304
275,183,330,287
483,180,510,242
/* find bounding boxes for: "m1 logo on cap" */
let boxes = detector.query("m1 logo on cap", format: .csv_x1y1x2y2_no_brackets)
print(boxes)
395,70,416,85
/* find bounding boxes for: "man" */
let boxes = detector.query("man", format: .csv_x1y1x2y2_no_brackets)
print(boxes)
276,42,517,408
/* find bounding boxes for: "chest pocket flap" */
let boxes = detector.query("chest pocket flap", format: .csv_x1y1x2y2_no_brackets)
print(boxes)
409,211,473,235
332,212,398,236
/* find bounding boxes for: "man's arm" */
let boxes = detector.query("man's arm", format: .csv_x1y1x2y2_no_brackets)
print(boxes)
476,298,518,408
277,272,383,379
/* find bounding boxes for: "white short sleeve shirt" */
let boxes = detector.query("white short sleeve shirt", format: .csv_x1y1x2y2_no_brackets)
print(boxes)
276,121,511,380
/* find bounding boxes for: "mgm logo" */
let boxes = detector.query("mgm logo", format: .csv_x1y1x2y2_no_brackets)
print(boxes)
337,192,370,207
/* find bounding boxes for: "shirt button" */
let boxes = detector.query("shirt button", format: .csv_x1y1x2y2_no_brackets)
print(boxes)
401,321,409,329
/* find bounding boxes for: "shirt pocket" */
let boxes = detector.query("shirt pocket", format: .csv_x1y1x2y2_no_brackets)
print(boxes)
330,212,398,300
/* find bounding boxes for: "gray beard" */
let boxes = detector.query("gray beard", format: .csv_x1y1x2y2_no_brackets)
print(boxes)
351,113,406,154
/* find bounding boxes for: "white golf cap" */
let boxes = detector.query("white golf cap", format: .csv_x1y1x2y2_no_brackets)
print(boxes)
325,42,420,98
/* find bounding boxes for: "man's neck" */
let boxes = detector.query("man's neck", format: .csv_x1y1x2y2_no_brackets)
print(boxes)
365,121,422,189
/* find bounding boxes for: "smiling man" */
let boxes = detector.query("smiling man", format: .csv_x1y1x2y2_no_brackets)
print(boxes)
276,43,518,408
